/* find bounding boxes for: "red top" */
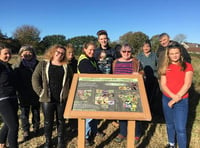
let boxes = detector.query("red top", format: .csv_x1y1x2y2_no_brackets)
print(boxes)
164,62,193,98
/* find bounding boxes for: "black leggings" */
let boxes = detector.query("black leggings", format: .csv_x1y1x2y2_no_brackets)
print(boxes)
42,102,66,141
0,99,19,148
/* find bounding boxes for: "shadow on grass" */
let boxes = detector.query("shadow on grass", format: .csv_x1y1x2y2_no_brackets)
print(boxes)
66,119,78,142
98,119,114,134
137,86,165,147
18,127,44,145
187,84,200,147
96,128,119,148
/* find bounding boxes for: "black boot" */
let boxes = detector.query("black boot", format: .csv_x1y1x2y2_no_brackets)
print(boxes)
44,139,52,148
57,137,65,148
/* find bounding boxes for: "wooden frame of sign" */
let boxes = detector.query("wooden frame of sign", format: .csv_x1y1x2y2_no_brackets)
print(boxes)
64,73,151,148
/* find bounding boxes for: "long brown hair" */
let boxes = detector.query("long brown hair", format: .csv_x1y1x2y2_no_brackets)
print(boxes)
44,44,67,64
158,44,186,77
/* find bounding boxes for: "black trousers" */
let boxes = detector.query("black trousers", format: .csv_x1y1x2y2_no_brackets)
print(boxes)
0,98,19,148
42,102,66,143
20,103,40,132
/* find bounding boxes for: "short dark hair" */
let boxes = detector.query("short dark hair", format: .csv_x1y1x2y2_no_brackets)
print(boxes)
0,43,7,51
96,30,108,37
143,39,151,48
159,33,170,39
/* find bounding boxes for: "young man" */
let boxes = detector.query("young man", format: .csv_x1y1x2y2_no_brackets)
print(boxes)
94,30,117,74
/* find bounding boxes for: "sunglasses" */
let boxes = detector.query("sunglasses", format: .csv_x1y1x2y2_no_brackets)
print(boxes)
121,50,131,53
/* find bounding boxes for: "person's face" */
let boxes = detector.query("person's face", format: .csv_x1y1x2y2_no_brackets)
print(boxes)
159,35,170,47
21,50,33,61
142,43,151,53
98,34,108,47
168,48,181,63
53,47,66,62
67,49,74,61
0,48,11,62
120,46,132,60
84,45,95,58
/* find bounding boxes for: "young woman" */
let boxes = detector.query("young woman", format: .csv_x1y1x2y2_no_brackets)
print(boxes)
77,41,101,146
113,43,143,144
32,44,73,148
66,43,77,73
14,45,40,141
158,44,193,148
0,44,18,148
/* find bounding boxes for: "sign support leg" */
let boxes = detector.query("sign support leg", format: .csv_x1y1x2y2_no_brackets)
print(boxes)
127,120,135,148
78,118,85,148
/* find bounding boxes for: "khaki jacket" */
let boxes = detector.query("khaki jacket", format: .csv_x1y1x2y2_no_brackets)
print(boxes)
32,60,73,103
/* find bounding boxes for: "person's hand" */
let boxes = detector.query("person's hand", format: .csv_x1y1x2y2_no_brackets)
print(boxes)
172,94,181,103
168,100,176,108
132,72,139,75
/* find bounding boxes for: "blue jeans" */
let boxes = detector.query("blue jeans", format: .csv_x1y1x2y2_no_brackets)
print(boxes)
119,120,141,137
85,119,98,139
162,95,188,148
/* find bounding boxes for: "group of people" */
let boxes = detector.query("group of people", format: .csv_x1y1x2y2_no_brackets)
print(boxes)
0,30,193,148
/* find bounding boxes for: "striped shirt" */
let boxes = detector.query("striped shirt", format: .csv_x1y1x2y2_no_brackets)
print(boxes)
113,61,133,74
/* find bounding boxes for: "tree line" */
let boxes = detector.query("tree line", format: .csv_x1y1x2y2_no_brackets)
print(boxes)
0,24,186,56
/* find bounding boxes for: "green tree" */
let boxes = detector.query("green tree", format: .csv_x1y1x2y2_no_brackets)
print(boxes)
119,31,149,54
150,34,160,52
66,35,97,56
42,35,67,48
13,25,40,47
0,30,20,53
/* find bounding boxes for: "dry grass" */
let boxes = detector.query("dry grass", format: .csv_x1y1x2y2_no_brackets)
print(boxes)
2,54,200,147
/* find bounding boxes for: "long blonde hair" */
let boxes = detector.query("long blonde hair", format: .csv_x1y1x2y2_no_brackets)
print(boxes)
44,44,67,64
158,44,186,78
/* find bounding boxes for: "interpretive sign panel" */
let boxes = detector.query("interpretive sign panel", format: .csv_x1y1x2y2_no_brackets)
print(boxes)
64,74,151,121
73,77,142,112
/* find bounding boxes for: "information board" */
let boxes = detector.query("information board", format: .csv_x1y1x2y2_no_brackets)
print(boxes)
73,77,142,112
64,74,151,121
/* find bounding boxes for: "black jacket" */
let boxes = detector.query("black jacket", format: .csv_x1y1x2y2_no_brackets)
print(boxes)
14,60,39,106
0,61,16,99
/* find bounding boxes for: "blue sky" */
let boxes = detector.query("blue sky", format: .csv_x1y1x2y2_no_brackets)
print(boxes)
1,0,200,43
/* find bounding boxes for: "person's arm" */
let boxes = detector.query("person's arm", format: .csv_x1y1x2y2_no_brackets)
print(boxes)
32,61,43,96
176,71,193,99
160,75,181,108
160,75,176,98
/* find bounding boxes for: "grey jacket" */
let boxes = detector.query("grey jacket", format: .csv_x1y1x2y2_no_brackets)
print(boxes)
32,60,73,103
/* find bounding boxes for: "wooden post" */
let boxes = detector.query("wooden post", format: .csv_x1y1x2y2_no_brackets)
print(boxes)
127,120,135,148
78,119,85,148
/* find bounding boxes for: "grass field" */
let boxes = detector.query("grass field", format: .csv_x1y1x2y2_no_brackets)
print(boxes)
2,54,200,147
